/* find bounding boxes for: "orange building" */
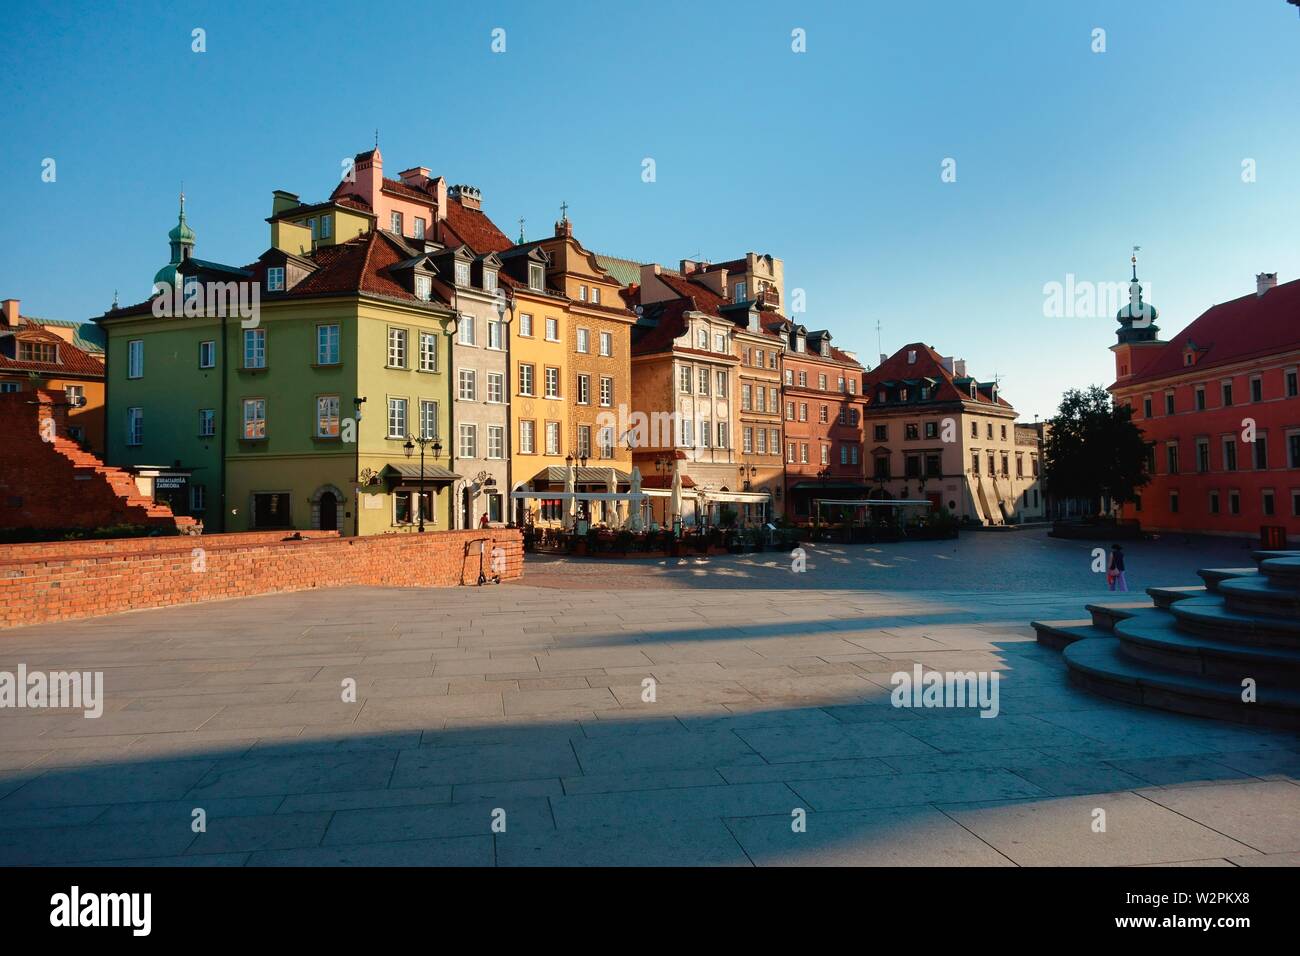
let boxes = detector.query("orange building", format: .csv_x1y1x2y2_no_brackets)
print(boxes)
0,298,106,454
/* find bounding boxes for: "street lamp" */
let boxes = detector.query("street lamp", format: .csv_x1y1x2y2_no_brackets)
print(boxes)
404,434,442,532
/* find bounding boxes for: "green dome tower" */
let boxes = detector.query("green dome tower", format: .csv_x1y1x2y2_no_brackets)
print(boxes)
153,190,196,289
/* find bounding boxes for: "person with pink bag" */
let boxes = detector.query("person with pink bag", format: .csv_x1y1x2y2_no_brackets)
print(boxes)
1107,544,1128,592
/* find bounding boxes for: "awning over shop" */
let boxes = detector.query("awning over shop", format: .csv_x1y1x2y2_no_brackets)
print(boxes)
789,481,872,491
510,491,647,502
382,463,461,482
699,490,772,504
531,466,633,485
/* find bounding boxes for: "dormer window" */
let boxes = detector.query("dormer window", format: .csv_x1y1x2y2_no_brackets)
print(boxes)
484,269,498,292
877,390,887,403
528,263,544,291
415,275,432,301
307,217,318,239
18,341,58,364
969,382,977,399
455,262,471,287
391,211,403,235
319,215,331,239
413,217,426,240
267,267,285,292
795,334,806,353
820,341,830,357
698,329,708,349
734,281,747,302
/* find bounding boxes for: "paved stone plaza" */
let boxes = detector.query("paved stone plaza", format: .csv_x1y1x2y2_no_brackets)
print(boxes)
0,532,1296,866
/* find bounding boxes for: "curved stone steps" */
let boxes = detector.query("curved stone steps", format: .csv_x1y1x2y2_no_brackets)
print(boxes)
1063,638,1300,730
1198,567,1257,592
1113,614,1300,682
1146,585,1205,609
1260,556,1300,589
1218,575,1300,618
1031,620,1109,650
1168,596,1300,649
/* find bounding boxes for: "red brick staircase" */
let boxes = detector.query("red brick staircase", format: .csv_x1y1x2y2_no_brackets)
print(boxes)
0,389,195,533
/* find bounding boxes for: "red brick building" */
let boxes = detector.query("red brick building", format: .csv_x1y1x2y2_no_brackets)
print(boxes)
1110,271,1300,538
770,319,869,520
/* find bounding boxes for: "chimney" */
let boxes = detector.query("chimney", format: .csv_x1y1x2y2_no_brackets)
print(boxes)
954,359,967,378
448,184,481,212
555,217,573,238
940,355,954,374
879,353,888,366
271,190,300,216
398,167,431,188
432,176,447,221
1257,272,1278,297
1,299,18,327
352,147,383,207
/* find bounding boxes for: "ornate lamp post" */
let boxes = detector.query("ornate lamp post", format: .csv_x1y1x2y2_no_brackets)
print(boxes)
403,434,442,532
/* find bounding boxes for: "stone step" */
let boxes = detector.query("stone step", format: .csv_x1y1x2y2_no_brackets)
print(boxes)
1085,602,1150,632
1252,549,1300,567
1197,567,1257,592
1030,619,1110,650
1218,575,1300,618
1146,585,1205,609
1114,613,1300,683
1063,638,1300,731
1260,556,1300,590
1169,595,1300,649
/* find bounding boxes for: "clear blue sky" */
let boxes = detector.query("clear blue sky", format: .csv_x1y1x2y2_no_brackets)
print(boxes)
3,0,1297,420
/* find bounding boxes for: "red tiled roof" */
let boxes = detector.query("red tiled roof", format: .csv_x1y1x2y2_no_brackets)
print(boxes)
0,321,105,377
382,177,437,204
271,231,446,303
865,342,1012,408
1117,277,1300,387
441,197,514,255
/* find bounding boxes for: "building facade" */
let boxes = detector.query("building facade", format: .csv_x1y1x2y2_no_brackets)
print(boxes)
1110,271,1300,538
863,343,1036,525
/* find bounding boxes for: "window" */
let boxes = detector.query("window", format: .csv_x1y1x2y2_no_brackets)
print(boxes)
458,368,477,401
823,406,832,424
971,451,980,475
788,442,796,464
126,407,143,445
757,428,767,455
681,419,694,447
319,216,332,239
519,313,534,337
394,491,432,527
487,320,504,350
459,423,477,458
242,399,266,440
484,270,498,293
1229,490,1241,515
529,264,544,291
1193,386,1206,411
413,217,425,240
818,373,827,391
771,428,780,454
419,332,438,372
798,403,807,422
734,281,747,302
785,369,794,386
198,408,215,437
874,425,888,442
545,421,560,456
128,340,144,379
1223,438,1237,472
316,395,340,437
1197,439,1210,473
970,421,978,438
714,333,725,353
1290,432,1300,468
701,419,712,449
387,328,407,368
822,445,831,466
1263,490,1275,516
786,401,795,421
387,398,407,439
1221,381,1233,407
415,275,432,301
1001,453,1009,476
190,484,207,513
599,331,612,356
455,262,470,287
1143,397,1152,418
243,329,266,369
800,444,809,464
1288,370,1298,398
391,211,403,234
1294,491,1300,518
1170,491,1179,514
717,422,727,448
419,400,438,440
313,324,340,366
905,454,920,478
0,382,19,393
925,422,938,439
905,423,919,440
876,456,890,479
1255,435,1269,470
697,329,708,349
577,374,590,405
519,420,535,454
679,367,692,394
925,453,940,477
579,285,588,302
545,317,559,342
577,425,591,458
1251,377,1263,403
1165,392,1175,415
716,370,727,395
592,287,601,305
600,377,612,407
519,363,535,397
598,426,614,458
986,423,993,440
699,369,710,396
741,384,752,411
199,340,216,369
577,328,590,353
756,387,767,412
487,372,505,404
1000,425,1007,441
545,366,560,398
798,371,807,387
1166,443,1179,475
458,316,476,346
266,267,285,292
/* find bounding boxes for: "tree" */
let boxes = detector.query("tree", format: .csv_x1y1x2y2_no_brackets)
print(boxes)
1043,385,1150,514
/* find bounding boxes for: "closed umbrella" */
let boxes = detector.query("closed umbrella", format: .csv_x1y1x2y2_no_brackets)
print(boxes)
627,466,643,531
669,460,683,528
563,461,577,530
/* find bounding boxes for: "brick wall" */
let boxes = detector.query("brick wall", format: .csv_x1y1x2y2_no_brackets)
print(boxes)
0,528,523,629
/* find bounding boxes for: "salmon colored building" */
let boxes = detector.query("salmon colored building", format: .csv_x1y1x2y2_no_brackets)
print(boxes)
1110,270,1300,539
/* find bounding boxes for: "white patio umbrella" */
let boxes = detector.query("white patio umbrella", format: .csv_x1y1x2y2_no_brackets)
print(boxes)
627,466,644,531
606,467,618,526
669,460,683,526
563,460,577,530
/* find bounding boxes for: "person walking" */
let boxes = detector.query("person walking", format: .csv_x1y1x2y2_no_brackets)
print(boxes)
1107,544,1128,592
